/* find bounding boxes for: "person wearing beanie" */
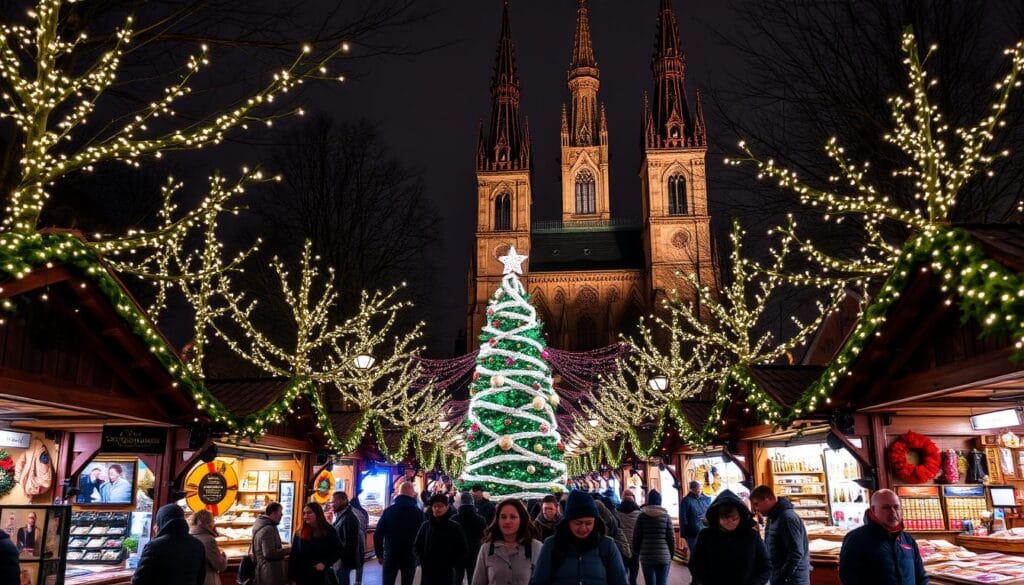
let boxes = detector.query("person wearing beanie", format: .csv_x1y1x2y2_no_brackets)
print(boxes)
530,490,627,585
453,491,488,585
690,490,770,585
615,494,642,585
681,481,712,554
415,492,468,585
132,504,207,585
630,489,676,585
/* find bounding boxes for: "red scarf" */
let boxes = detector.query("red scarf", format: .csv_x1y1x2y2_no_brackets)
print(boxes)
867,510,905,534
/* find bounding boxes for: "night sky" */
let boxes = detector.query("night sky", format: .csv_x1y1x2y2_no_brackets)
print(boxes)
305,0,739,354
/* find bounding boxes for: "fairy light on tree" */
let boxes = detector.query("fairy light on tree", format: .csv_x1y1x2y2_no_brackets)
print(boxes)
462,246,567,497
725,27,1024,285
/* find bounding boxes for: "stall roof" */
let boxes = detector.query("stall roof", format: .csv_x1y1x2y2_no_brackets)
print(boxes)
206,378,292,417
748,365,826,407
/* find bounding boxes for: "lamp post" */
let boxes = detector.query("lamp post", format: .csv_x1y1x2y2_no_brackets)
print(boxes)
353,353,376,370
647,375,669,392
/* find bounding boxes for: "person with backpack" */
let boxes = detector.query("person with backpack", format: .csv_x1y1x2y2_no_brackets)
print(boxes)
530,490,627,585
631,489,676,585
415,493,469,585
453,492,488,584
471,498,541,585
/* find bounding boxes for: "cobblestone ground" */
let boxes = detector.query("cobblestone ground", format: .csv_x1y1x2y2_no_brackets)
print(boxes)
356,559,693,585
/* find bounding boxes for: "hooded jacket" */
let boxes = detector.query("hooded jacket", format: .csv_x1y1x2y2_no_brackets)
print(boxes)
252,514,288,585
0,530,18,585
453,504,488,568
414,512,468,584
132,504,207,585
690,490,770,585
14,439,53,497
631,503,674,566
764,497,810,585
529,491,627,585
289,524,342,585
615,499,641,552
595,499,631,560
374,494,425,566
839,511,928,585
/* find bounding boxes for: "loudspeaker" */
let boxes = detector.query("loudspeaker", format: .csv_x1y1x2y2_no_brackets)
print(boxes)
188,426,210,450
825,431,845,452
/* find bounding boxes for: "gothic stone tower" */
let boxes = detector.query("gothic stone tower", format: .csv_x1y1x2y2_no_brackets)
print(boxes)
560,0,610,222
468,1,533,340
640,0,714,299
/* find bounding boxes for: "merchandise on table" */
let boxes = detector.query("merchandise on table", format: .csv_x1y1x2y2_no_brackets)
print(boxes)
67,512,130,564
944,486,988,531
825,448,869,529
896,486,946,531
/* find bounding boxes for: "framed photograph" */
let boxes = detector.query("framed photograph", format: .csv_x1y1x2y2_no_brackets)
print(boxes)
38,560,62,585
75,459,137,505
2,507,45,560
42,508,63,560
17,562,40,585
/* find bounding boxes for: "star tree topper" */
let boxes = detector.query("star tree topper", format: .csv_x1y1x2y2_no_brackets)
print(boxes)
499,246,528,275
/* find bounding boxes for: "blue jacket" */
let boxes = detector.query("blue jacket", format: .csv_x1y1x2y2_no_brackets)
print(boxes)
374,495,425,565
765,498,810,585
530,526,627,585
839,515,928,585
680,492,712,542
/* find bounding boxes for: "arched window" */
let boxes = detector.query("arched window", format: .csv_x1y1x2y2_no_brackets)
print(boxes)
575,169,596,215
576,315,599,350
668,174,687,215
494,193,511,231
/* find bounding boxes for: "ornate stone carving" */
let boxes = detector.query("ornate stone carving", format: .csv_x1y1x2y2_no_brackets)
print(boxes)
671,230,691,249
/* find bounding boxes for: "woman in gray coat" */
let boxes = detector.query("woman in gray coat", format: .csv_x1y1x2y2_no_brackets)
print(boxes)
189,511,228,585
472,499,542,585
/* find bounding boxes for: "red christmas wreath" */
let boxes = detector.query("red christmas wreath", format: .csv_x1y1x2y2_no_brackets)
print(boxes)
888,431,941,484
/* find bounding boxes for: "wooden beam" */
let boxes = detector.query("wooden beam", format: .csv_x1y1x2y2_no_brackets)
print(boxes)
868,350,1023,409
869,415,889,491
0,265,75,298
69,432,102,480
0,373,169,423
827,425,873,473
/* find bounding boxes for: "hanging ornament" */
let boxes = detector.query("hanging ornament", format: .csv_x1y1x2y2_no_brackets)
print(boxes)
527,465,536,475
505,357,514,366
549,394,560,406
492,319,501,328
489,338,498,346
499,435,513,450
532,382,541,390
540,424,549,433
531,396,545,411
556,442,565,452
541,350,550,360
492,375,505,388
503,418,512,426
473,372,481,380
487,307,494,316
470,423,479,432
533,443,544,454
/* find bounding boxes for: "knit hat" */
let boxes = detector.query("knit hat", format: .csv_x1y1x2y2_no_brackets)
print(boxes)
155,503,185,531
459,492,475,506
563,490,600,521
428,493,449,506
647,489,662,506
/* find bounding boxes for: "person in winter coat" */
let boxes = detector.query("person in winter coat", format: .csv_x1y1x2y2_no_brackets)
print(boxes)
350,495,370,585
132,504,207,585
472,498,542,585
616,495,642,585
415,493,469,585
534,496,562,542
680,481,712,553
375,482,426,585
252,503,289,585
630,489,675,585
454,492,488,585
530,490,627,585
289,502,342,585
0,529,19,585
593,495,630,561
689,490,770,585
188,510,227,585
751,486,810,585
472,485,497,526
839,490,928,585
332,491,363,585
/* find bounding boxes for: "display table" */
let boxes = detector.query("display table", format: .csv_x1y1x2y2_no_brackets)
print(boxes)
957,534,1024,554
65,567,133,585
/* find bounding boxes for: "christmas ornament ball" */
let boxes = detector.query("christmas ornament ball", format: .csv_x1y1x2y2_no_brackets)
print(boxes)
499,435,513,450
548,393,560,406
492,375,505,388
533,443,543,454
527,465,536,474
531,396,545,411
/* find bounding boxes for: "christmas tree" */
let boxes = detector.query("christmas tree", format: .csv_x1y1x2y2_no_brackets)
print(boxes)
462,246,567,498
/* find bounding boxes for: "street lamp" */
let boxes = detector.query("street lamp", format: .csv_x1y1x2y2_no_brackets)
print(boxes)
588,417,599,427
647,375,669,392
353,354,376,370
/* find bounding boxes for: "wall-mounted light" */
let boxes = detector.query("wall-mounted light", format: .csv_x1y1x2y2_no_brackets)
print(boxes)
970,408,1021,430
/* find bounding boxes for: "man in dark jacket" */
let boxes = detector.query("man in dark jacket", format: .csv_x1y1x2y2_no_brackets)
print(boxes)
375,482,425,585
132,504,207,585
0,529,18,585
471,484,496,525
751,485,810,585
333,490,364,585
534,495,562,542
839,490,928,585
631,489,676,585
680,481,711,553
452,492,487,585
415,493,468,585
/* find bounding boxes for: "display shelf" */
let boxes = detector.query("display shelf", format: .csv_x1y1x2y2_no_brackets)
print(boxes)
774,471,826,475
67,512,129,564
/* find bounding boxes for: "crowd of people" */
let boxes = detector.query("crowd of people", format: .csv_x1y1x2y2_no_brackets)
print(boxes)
0,471,927,585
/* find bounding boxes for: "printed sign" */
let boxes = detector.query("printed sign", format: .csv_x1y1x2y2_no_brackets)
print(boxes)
942,485,986,498
0,429,31,449
100,426,166,454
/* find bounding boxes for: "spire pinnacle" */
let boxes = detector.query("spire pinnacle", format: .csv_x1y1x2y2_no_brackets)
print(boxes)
480,1,528,172
647,0,694,150
570,0,597,73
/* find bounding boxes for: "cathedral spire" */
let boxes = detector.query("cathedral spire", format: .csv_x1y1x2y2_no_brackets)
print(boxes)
693,89,707,146
647,0,693,149
480,0,528,172
566,0,602,148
